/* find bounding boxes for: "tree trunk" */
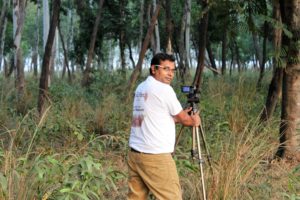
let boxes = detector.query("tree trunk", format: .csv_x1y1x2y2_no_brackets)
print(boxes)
0,12,8,72
43,0,49,49
32,0,40,77
206,39,218,76
252,33,262,69
276,0,300,161
58,24,71,83
127,3,161,96
234,40,241,73
185,0,191,68
119,0,126,76
82,0,104,87
38,0,61,116
221,29,227,75
127,41,135,69
256,0,268,88
0,0,9,71
153,0,160,53
67,1,74,78
260,0,282,123
178,0,188,83
13,0,26,111
193,0,209,92
138,0,144,52
165,0,173,54
147,1,156,54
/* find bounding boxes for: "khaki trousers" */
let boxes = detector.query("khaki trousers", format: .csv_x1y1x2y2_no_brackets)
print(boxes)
127,150,182,200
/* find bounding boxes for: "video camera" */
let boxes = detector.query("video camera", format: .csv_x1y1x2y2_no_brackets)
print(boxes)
181,86,200,104
181,85,200,113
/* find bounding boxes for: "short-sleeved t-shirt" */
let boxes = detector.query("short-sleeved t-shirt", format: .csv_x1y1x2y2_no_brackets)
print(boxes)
129,76,182,154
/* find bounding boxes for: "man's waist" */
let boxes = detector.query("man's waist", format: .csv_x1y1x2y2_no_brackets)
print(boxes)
129,145,173,154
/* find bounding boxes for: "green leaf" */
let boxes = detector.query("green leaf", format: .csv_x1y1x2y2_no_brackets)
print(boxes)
0,173,7,191
77,133,84,141
60,188,72,193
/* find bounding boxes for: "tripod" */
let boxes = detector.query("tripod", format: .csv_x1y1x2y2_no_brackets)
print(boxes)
175,117,213,200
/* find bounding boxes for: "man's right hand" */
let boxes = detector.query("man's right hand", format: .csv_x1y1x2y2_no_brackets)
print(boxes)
174,108,201,127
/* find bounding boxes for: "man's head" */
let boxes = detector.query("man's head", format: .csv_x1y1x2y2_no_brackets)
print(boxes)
150,53,176,85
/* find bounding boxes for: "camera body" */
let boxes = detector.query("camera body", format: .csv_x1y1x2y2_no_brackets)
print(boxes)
181,85,200,113
181,86,200,104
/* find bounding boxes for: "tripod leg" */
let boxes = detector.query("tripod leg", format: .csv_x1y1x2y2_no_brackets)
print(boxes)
195,127,207,200
199,125,213,173
191,126,196,159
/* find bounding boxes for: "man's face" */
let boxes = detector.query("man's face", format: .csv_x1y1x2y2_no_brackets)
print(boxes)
151,60,176,85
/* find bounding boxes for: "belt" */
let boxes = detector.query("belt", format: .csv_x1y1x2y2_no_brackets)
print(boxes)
130,148,151,154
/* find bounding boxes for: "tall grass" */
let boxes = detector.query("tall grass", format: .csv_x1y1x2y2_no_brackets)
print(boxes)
0,72,299,199
176,74,300,200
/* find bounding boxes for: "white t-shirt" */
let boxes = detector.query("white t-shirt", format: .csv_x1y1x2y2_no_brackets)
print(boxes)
129,76,183,154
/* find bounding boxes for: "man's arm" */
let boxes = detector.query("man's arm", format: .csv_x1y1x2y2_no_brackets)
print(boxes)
173,107,201,127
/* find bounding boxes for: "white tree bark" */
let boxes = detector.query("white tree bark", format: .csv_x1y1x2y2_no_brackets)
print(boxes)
0,15,7,71
43,0,50,48
153,0,160,53
13,0,26,101
185,0,191,67
32,0,40,76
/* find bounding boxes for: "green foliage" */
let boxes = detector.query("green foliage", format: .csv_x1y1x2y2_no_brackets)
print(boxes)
1,71,300,199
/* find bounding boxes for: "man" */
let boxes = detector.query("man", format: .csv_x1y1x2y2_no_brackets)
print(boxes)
128,53,201,200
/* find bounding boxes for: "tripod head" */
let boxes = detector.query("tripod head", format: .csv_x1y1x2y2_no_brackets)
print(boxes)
181,85,200,113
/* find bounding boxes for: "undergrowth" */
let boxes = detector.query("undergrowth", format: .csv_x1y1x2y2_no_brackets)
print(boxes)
0,71,299,199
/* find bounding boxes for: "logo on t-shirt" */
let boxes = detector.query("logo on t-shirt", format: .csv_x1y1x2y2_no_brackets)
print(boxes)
131,92,147,127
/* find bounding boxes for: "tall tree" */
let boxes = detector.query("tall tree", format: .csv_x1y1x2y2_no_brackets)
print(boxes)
185,0,191,68
206,39,218,76
178,0,191,83
260,0,283,122
138,0,144,52
193,0,209,91
276,0,300,161
58,23,71,83
0,0,10,71
221,28,227,75
32,0,40,77
82,0,104,87
43,0,49,49
119,0,126,75
127,3,161,96
256,0,269,88
13,0,26,109
38,0,61,115
153,0,160,53
165,0,173,54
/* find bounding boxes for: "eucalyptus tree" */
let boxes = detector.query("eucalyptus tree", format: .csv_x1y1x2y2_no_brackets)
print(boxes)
81,0,104,87
13,0,26,110
255,0,270,88
277,0,300,161
59,0,74,80
32,0,40,76
0,0,10,71
38,0,61,115
153,0,160,54
193,0,209,90
127,2,161,96
138,0,144,52
178,0,192,83
164,0,173,54
260,0,283,122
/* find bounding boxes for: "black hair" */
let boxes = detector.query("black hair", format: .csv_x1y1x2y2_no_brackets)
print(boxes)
149,53,175,75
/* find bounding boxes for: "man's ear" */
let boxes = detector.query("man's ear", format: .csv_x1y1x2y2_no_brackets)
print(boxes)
151,65,156,74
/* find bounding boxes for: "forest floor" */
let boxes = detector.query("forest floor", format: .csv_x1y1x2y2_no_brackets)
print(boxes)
0,71,300,199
